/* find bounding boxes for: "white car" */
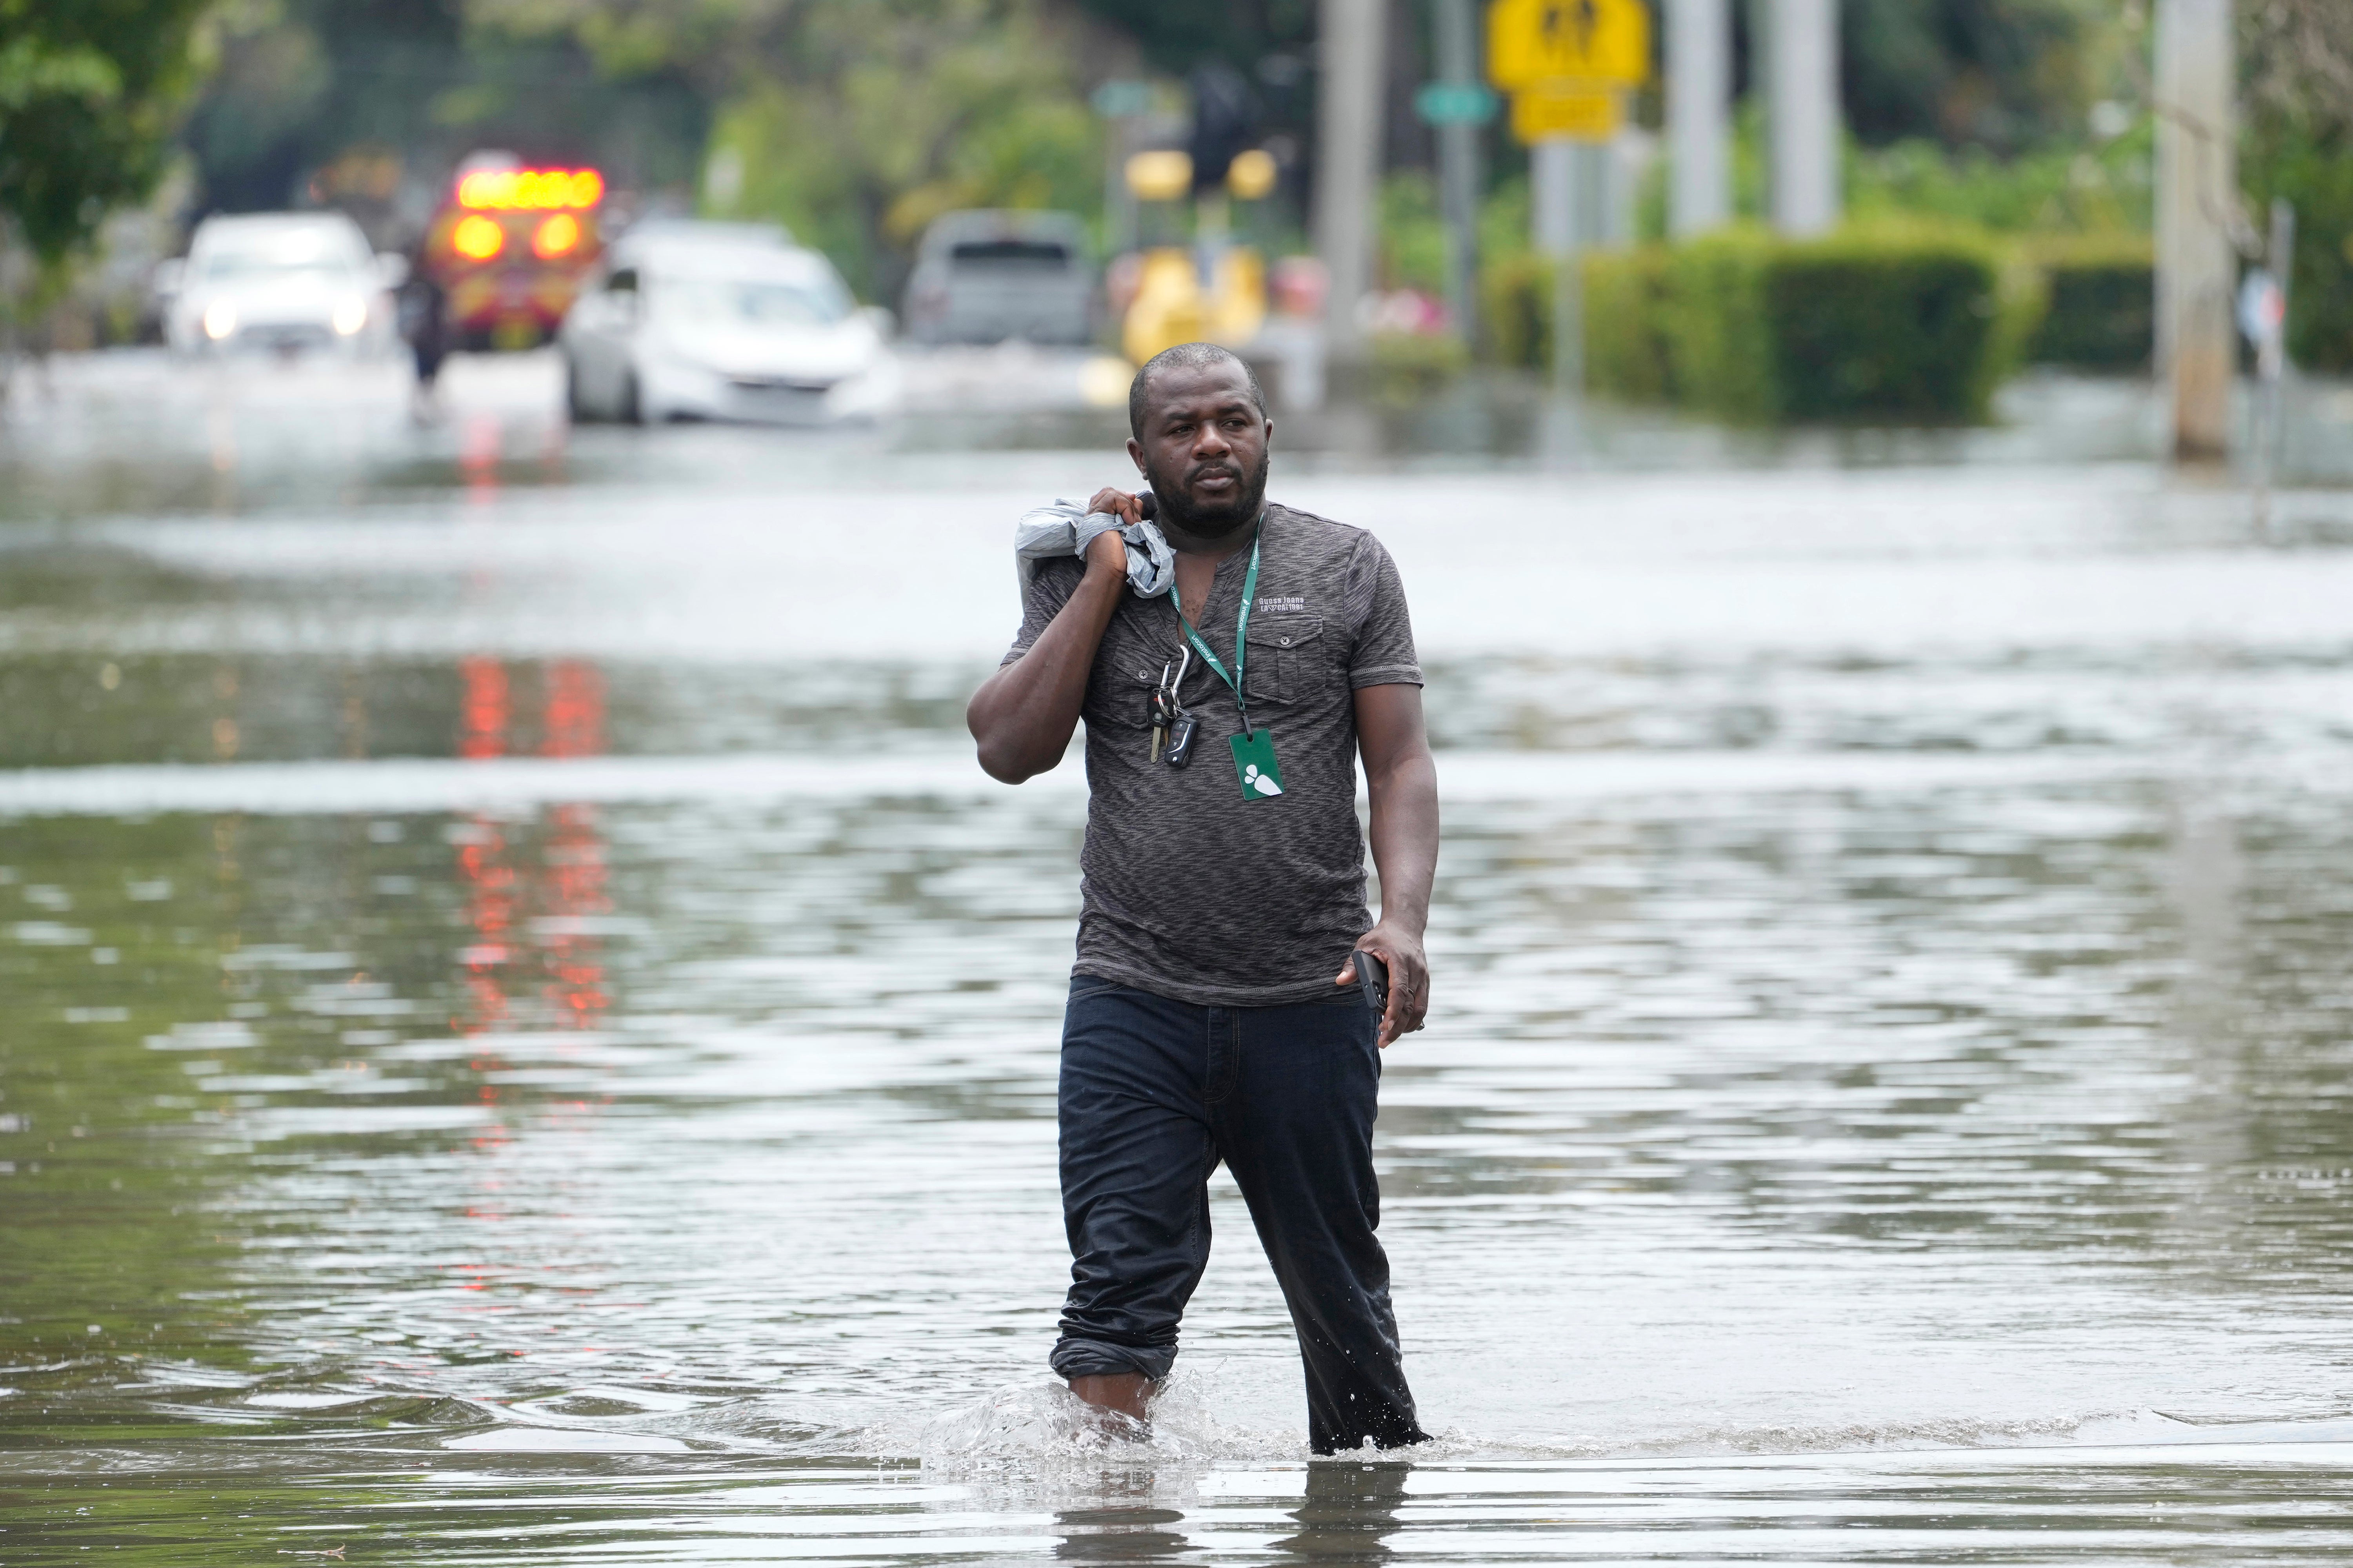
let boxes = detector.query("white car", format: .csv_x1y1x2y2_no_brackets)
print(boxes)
558,226,900,424
159,212,402,358
903,209,1093,346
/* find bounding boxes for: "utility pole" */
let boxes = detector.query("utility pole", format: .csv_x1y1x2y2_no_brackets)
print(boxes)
1667,0,1731,236
1315,0,1387,363
1767,0,1840,236
1431,0,1483,347
1531,138,1582,396
2155,0,2237,461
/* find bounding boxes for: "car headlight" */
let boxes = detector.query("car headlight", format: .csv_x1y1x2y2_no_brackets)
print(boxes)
332,296,368,336
202,300,237,340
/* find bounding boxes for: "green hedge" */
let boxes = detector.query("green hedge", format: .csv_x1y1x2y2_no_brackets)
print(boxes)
1657,232,1782,420
1586,248,1677,403
1480,247,1680,405
2022,236,2153,371
1484,225,2035,423
1481,250,1553,372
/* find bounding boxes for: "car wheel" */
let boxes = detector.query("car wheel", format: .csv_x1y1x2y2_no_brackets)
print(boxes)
564,357,595,423
619,369,644,426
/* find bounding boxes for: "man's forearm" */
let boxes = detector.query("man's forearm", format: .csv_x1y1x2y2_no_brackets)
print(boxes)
967,565,1124,782
1365,751,1439,934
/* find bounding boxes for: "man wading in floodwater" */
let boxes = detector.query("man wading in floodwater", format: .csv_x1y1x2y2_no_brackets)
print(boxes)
966,343,1438,1453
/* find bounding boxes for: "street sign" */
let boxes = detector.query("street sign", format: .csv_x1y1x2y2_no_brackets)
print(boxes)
1415,81,1501,125
1488,0,1650,91
2237,268,2285,349
1510,84,1622,143
1090,79,1153,118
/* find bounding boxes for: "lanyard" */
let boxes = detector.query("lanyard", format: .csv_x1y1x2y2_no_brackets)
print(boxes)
1167,521,1262,735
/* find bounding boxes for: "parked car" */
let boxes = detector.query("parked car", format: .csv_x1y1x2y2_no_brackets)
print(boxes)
158,213,402,358
559,224,900,424
902,210,1093,346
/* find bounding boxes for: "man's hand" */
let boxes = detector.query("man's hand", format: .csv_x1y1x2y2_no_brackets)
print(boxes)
1335,921,1429,1049
1084,523,1128,580
1087,487,1145,525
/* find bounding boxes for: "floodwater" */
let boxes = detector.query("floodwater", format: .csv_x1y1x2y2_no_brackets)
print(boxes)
6,350,2353,1563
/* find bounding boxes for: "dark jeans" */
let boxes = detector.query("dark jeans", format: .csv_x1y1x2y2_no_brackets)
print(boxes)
1051,977,1427,1454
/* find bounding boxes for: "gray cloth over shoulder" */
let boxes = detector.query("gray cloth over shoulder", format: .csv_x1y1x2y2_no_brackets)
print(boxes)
1014,496,1175,598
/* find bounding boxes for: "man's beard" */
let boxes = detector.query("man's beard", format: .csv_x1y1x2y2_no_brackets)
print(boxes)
1142,444,1270,538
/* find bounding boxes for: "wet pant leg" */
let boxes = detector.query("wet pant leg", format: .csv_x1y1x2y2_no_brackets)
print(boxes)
1051,980,1216,1380
1213,991,1427,1455
1051,978,1426,1452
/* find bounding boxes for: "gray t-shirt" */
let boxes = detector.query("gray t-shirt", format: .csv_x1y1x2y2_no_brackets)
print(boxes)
1002,501,1423,1006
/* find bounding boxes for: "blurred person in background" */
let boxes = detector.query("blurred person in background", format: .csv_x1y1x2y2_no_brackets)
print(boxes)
966,342,1440,1454
398,244,450,418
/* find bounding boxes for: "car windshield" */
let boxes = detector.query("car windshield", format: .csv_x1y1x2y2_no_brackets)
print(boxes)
661,274,850,328
195,238,366,280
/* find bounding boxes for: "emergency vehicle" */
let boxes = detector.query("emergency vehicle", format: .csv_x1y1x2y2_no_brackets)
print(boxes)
423,155,607,350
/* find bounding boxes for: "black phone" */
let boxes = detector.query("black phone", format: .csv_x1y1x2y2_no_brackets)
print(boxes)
1352,950,1388,1016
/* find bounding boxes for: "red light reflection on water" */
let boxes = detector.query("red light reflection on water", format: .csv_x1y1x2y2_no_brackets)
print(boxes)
440,660,618,1360
451,656,612,1043
458,656,509,761
541,660,611,1030
459,414,502,498
455,657,516,1051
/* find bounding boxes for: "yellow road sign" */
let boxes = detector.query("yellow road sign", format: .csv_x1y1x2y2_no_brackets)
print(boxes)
1510,84,1624,143
1488,0,1650,91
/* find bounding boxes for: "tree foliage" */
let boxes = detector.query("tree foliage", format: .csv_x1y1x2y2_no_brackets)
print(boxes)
180,0,707,222
2241,0,2353,138
2240,0,2353,372
470,0,1110,300
1838,0,2121,154
1064,0,1309,80
0,0,213,265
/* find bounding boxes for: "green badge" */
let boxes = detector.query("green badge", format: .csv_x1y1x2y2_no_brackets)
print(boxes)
1229,729,1285,801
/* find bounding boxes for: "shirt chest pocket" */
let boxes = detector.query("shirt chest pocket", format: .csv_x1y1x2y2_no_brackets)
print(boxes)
1243,614,1329,707
1104,653,1167,730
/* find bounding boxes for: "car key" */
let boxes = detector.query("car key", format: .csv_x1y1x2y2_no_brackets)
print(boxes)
1164,708,1198,767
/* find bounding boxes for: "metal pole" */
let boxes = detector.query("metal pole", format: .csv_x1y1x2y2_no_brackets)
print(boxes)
1432,0,1482,347
2155,0,2236,461
1106,117,1136,257
1532,137,1580,396
1667,0,1731,236
1315,0,1387,363
1767,0,1841,236
1577,142,1611,249
2253,197,2295,539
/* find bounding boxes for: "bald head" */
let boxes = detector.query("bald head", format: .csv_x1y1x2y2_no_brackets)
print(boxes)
1128,342,1267,440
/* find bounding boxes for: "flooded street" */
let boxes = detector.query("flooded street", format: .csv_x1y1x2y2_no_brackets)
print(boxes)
7,349,2353,1562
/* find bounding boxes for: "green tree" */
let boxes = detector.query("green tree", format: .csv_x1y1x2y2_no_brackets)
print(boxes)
180,0,707,225
2240,0,2353,371
1838,0,2120,154
0,0,213,267
473,0,1108,301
